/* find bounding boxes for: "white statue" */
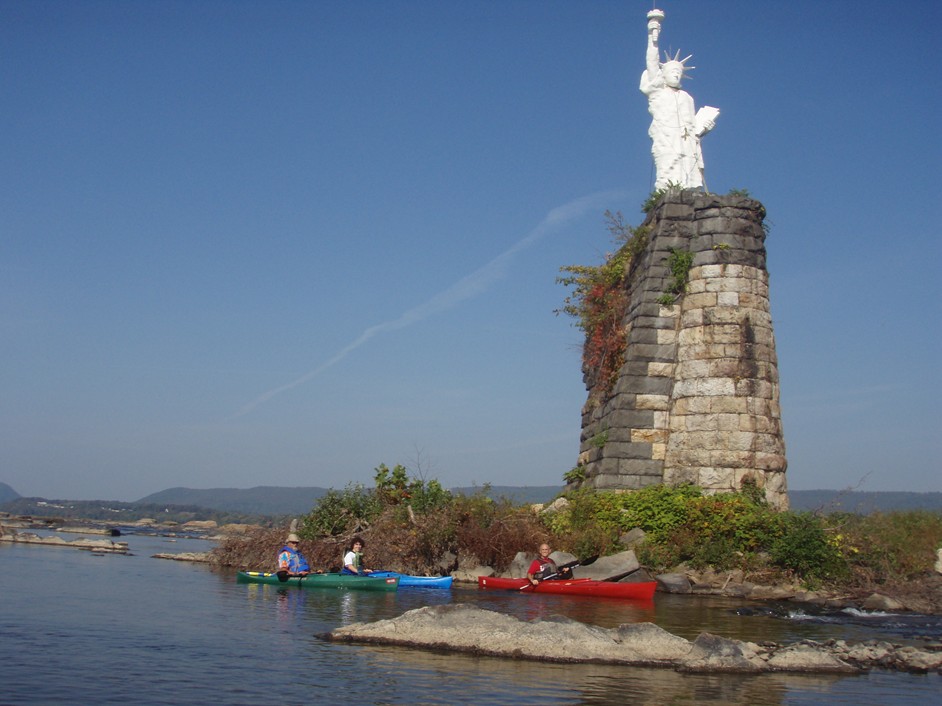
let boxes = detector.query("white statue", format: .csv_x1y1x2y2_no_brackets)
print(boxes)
640,9,719,190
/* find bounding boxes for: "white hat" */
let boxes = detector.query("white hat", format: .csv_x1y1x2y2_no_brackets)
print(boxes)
286,533,300,543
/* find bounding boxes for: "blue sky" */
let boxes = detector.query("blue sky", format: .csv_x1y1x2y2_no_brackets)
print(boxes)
2,0,939,501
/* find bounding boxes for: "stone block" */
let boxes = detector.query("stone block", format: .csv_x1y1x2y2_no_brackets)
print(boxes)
676,359,711,378
684,292,718,309
647,362,674,377
636,394,671,410
700,377,737,396
707,359,741,377
711,450,755,468
631,428,669,444
709,324,746,344
684,415,719,431
735,379,774,399
704,307,749,325
660,202,695,220
737,414,758,432
630,327,663,345
754,452,787,472
656,328,677,345
605,441,653,460
591,473,659,490
708,397,749,414
681,309,704,327
699,467,736,489
630,343,678,362
665,448,713,466
687,279,707,294
717,291,739,306
607,409,656,429
632,315,679,330
616,458,665,476
663,467,699,485
613,375,672,397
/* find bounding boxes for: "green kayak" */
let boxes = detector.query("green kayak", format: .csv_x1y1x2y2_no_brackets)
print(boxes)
237,571,399,591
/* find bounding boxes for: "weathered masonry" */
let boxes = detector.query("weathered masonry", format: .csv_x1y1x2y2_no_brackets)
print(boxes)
574,190,788,509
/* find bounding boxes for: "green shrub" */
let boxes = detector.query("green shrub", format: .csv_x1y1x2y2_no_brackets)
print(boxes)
769,512,848,582
299,484,381,538
616,483,703,540
562,465,586,484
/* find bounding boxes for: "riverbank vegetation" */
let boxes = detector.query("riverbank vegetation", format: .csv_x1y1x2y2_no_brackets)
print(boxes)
211,466,942,609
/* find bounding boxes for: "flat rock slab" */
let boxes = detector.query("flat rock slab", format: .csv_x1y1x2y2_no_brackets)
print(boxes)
0,532,129,553
152,552,212,563
328,604,941,674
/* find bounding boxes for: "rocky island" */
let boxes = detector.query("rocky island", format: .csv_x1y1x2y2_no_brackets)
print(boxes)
327,604,942,674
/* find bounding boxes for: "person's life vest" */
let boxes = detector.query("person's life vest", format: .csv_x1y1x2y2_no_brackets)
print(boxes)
341,550,364,574
279,545,310,573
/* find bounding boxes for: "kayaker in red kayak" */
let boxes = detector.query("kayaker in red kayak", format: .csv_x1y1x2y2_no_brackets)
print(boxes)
527,543,572,586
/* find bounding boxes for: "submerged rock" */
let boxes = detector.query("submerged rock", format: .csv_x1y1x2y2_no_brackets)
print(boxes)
327,604,941,674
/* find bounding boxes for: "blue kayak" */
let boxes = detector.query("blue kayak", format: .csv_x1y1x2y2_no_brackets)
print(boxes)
368,571,453,589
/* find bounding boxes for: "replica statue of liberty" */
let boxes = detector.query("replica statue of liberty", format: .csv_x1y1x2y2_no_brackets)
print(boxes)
640,9,719,190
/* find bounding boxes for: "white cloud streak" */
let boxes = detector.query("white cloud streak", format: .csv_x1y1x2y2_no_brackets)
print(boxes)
232,190,625,418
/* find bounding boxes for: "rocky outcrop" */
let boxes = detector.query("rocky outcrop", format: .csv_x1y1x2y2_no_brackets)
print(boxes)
0,530,129,554
649,566,942,614
327,604,942,674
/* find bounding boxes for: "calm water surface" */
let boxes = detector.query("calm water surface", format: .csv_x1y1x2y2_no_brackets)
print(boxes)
1,533,939,705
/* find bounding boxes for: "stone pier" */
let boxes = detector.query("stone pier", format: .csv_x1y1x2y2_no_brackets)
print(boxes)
575,190,787,509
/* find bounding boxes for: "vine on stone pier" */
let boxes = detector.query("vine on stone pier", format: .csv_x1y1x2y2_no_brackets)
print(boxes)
557,211,648,392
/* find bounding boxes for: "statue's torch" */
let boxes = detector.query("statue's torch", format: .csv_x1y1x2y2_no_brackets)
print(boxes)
647,8,665,42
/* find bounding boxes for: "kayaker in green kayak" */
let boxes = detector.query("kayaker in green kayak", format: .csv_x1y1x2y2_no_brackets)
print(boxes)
341,537,373,575
278,533,312,577
527,543,572,586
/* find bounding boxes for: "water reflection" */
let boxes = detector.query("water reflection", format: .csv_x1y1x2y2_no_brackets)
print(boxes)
350,643,854,706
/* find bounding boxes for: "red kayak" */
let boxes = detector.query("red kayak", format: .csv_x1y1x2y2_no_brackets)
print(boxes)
478,575,656,600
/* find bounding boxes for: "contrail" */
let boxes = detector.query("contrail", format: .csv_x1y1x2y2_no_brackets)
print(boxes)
233,190,625,418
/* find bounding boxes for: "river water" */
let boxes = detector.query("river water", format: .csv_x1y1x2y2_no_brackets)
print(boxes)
1,532,939,705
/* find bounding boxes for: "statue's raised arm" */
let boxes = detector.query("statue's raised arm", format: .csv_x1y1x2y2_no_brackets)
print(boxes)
639,9,719,190
645,9,664,81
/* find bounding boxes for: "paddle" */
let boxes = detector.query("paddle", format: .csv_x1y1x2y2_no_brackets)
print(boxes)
519,555,599,590
277,570,312,583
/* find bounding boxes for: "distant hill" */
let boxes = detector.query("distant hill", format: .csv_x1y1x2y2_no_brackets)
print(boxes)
0,482,20,504
0,496,268,525
451,485,563,504
4,484,939,522
136,486,330,516
788,490,942,514
136,484,564,514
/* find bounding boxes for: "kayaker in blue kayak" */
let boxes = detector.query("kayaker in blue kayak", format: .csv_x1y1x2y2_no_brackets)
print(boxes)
527,543,572,586
278,533,311,577
341,537,373,575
